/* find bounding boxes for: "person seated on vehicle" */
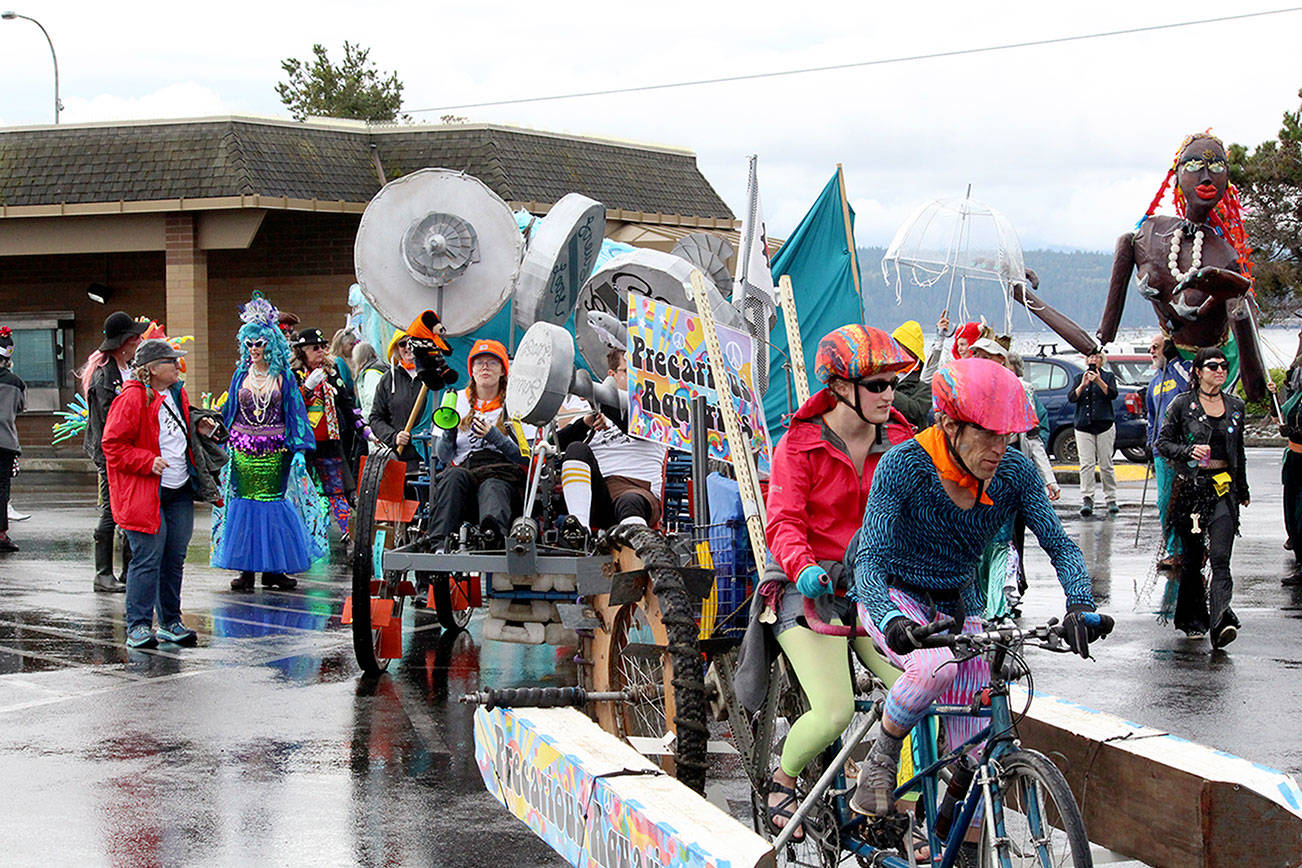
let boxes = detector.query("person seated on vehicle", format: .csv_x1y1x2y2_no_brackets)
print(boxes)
429,339,528,550
557,348,668,546
734,325,916,841
850,357,1112,818
368,330,433,473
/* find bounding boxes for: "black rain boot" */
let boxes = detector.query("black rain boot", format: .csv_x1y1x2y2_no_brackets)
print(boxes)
93,535,121,592
261,572,298,590
230,571,255,591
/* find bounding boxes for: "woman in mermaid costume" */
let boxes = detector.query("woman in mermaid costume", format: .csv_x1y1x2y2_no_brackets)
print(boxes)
212,293,326,591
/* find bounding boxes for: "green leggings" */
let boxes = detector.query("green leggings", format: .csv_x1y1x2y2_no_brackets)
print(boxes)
775,621,898,778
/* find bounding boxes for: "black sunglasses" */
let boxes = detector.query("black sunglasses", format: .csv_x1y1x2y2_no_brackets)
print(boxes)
854,377,900,393
1201,361,1229,371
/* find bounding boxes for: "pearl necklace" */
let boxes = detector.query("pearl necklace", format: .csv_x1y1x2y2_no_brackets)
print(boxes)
1168,225,1205,283
246,365,274,423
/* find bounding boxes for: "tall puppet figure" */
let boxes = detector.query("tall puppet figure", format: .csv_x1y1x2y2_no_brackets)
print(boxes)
211,293,327,590
1097,131,1265,400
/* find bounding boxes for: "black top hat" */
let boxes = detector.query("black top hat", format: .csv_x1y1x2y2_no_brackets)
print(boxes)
98,311,149,352
290,328,327,348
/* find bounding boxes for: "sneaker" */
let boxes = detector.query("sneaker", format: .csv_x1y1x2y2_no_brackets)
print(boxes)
849,749,899,817
1211,624,1238,649
7,504,30,522
157,622,198,646
0,532,18,553
126,625,158,649
1107,501,1120,515
1079,498,1093,517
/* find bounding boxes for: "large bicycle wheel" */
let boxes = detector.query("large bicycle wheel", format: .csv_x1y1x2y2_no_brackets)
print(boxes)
583,526,708,793
980,749,1092,868
351,449,411,677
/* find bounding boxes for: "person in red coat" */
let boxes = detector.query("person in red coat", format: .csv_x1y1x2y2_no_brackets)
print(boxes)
751,324,916,840
102,340,215,649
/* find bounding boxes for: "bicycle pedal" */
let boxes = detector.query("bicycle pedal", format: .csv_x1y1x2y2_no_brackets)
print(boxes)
863,811,911,852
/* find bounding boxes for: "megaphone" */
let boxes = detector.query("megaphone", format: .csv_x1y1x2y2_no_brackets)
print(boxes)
433,389,461,431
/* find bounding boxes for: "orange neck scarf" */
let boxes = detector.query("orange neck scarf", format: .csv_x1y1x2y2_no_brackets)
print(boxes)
915,425,992,506
471,390,502,414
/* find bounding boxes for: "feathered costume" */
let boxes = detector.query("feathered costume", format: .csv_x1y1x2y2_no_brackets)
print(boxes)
210,293,328,571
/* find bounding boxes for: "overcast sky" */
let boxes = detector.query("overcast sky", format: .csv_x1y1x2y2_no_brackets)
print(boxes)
1,1,1299,253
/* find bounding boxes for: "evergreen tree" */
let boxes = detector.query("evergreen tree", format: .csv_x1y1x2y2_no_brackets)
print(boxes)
1230,90,1302,319
276,42,406,123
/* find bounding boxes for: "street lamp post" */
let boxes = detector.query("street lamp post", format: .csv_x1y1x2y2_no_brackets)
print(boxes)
1,11,61,124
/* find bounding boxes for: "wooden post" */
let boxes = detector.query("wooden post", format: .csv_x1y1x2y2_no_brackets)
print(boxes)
778,275,811,407
836,163,863,301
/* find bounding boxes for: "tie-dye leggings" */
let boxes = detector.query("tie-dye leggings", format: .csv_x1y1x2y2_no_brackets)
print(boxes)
859,588,990,751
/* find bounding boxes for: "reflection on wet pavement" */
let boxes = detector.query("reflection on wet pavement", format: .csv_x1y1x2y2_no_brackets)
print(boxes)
0,483,564,865
4,450,1302,862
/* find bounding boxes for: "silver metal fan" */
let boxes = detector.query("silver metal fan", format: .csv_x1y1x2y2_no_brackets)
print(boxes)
354,168,522,336
670,232,734,296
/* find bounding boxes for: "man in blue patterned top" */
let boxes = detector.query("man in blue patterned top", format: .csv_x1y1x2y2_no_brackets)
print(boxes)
849,357,1113,818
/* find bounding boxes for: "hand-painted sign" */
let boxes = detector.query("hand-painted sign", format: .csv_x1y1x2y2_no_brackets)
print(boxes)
473,705,772,868
625,293,772,475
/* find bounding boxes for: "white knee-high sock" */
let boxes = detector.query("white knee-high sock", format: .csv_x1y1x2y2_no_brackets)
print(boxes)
561,460,593,527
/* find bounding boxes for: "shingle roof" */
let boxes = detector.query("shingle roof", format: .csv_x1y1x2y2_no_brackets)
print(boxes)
0,117,733,220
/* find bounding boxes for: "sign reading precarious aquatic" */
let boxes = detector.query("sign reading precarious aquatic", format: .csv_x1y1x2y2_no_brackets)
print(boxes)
625,293,772,475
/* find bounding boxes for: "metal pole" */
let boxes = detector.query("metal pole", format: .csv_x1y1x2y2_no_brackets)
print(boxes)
1134,459,1152,548
2,13,61,123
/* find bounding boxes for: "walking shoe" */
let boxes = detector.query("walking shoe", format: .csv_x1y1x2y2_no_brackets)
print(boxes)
157,622,198,646
7,504,29,522
1079,498,1093,517
1211,623,1238,649
230,571,255,591
1107,501,1120,515
559,515,591,553
849,749,899,817
261,572,297,590
0,532,17,553
126,625,158,649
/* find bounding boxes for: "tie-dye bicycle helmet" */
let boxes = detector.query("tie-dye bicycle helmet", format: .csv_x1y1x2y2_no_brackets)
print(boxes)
932,357,1038,435
814,324,914,383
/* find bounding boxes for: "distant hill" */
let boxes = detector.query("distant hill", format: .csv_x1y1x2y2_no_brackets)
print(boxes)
856,247,1151,331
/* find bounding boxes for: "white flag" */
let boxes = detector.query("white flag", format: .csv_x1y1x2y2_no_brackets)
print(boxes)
733,154,776,306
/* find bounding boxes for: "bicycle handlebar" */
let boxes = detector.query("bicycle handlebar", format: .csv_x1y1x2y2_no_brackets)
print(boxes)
801,597,870,637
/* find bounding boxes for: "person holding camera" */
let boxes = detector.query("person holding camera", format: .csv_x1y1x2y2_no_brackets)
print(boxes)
1069,349,1119,516
368,330,431,472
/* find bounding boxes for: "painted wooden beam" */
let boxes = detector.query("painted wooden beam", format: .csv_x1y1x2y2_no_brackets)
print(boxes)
474,705,774,868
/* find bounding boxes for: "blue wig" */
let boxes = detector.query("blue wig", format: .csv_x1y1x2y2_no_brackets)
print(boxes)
235,292,292,376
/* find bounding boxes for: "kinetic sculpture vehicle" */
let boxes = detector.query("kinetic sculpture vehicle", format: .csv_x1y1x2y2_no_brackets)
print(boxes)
343,168,760,792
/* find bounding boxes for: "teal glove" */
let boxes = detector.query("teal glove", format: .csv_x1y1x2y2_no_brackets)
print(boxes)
796,564,832,598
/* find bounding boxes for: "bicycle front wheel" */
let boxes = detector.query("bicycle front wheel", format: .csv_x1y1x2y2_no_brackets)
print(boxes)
981,749,1092,868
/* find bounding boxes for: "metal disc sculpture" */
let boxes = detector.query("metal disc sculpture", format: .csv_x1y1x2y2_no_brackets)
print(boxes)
354,168,522,336
514,193,606,329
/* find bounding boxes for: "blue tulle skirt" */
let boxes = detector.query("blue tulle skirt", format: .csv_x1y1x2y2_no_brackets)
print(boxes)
211,497,312,573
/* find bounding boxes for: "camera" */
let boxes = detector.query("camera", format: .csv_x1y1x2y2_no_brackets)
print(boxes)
1087,363,1099,373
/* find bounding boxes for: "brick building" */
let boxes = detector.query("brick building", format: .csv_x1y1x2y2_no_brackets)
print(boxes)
0,115,737,457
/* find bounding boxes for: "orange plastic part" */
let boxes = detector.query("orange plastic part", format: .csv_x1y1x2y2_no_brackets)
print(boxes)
378,618,402,659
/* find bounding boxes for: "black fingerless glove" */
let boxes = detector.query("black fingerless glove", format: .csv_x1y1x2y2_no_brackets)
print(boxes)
883,617,920,656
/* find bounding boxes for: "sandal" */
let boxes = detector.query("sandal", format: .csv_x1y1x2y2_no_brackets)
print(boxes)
766,777,805,842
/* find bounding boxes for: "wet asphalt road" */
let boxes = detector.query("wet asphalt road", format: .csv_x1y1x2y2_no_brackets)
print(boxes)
0,449,1299,864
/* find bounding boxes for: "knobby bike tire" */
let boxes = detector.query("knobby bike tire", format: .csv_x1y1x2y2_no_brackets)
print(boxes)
583,526,709,793
981,749,1092,868
351,448,406,677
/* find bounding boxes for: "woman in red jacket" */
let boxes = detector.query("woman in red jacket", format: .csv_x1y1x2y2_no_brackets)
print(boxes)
102,340,215,649
759,324,915,839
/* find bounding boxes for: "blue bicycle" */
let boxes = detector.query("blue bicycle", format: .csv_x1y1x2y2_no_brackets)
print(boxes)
731,603,1108,867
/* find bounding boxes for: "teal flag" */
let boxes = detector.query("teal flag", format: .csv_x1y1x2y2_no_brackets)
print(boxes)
765,169,863,438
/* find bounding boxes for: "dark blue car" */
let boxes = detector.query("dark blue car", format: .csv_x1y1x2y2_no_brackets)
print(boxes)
1022,355,1150,462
